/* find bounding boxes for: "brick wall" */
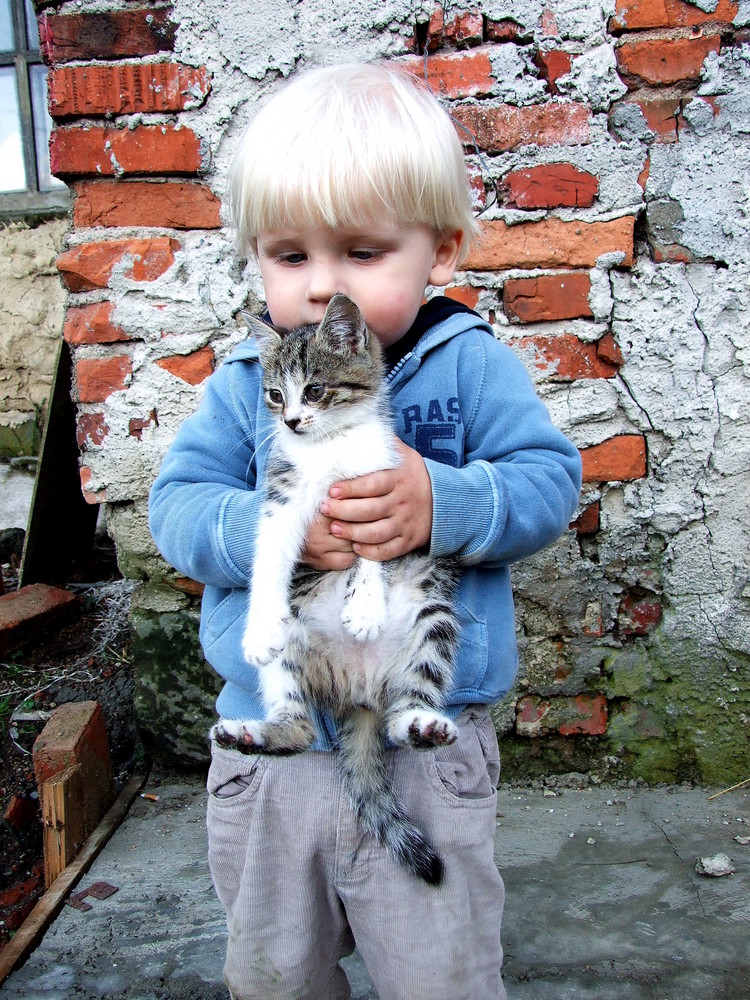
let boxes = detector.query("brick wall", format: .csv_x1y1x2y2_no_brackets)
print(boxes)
41,0,750,780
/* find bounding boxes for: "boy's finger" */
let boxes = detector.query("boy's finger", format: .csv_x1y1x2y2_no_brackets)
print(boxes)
328,470,393,501
322,496,391,524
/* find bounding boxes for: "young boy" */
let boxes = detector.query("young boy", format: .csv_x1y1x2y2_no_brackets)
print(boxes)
149,63,582,1000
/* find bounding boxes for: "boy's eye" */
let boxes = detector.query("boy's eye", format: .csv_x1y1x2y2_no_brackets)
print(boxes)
277,252,306,265
304,384,326,402
349,249,383,262
268,388,284,405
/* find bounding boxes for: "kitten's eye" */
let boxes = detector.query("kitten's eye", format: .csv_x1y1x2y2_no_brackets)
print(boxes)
268,388,284,405
304,384,326,402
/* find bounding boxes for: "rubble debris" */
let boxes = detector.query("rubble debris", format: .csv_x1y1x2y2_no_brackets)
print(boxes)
695,853,735,877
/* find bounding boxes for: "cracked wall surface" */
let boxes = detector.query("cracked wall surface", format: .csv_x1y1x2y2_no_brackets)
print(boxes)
37,0,750,778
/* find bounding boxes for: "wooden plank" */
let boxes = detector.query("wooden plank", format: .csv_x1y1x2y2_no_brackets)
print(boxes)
0,775,144,987
43,764,85,888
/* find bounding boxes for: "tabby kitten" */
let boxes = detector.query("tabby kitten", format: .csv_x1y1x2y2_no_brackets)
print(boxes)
211,294,460,885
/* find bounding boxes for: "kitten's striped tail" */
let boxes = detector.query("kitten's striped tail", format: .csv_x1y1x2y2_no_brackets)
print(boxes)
337,709,444,886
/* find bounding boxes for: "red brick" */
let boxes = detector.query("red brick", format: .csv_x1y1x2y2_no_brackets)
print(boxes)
558,695,608,736
518,334,619,380
76,412,109,448
580,434,647,482
79,466,107,505
610,0,738,32
516,694,608,736
57,237,180,291
51,125,203,178
75,355,132,403
444,285,481,309
597,332,624,367
48,62,211,118
63,302,130,345
156,345,215,385
0,584,79,656
504,272,592,323
453,101,591,153
73,181,221,230
536,49,572,94
3,794,38,833
571,501,600,535
424,7,483,49
630,98,681,141
463,217,635,271
129,409,158,438
616,34,721,86
172,577,205,597
504,163,598,210
32,701,114,838
38,9,175,64
401,49,494,98
619,593,662,635
486,19,528,42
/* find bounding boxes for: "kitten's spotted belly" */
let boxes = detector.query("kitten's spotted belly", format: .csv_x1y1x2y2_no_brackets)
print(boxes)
294,572,412,708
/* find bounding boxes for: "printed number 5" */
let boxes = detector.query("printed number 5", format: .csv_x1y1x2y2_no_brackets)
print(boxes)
415,423,459,467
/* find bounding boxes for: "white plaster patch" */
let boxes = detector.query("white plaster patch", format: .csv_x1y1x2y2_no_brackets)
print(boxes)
555,44,628,113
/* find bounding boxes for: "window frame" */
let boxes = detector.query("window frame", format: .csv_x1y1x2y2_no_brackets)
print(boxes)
0,0,69,219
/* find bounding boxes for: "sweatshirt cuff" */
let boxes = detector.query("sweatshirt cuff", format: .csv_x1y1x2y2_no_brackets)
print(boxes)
216,489,260,583
425,458,505,564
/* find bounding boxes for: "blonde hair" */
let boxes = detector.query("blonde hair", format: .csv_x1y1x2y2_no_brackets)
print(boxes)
226,63,477,260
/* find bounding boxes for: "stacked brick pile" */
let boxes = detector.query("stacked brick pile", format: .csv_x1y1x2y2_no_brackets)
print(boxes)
40,0,749,780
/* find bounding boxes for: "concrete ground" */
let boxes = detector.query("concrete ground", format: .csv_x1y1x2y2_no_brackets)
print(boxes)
3,772,748,999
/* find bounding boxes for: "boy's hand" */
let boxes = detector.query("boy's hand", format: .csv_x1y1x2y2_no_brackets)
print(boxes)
319,439,433,563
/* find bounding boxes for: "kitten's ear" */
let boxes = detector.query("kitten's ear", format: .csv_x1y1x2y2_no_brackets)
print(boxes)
242,311,282,353
318,294,369,355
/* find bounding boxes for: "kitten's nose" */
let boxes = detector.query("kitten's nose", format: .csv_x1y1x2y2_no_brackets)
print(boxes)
285,416,301,432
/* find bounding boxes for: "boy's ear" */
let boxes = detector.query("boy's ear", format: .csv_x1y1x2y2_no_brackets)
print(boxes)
428,230,464,287
242,310,282,352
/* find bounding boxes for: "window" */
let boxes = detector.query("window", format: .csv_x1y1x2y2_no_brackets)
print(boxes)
0,0,68,217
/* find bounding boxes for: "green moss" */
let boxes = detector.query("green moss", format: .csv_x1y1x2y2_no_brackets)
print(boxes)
0,418,40,457
131,605,222,769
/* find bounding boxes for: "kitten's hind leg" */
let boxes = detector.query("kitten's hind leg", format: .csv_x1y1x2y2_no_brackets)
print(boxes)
385,592,460,750
211,656,316,755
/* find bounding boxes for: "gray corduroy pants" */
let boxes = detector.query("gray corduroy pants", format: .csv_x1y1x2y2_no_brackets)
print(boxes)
206,706,507,1000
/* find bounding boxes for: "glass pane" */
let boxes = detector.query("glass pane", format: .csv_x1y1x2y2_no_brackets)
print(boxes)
0,0,13,50
25,0,38,50
30,64,64,190
0,67,26,192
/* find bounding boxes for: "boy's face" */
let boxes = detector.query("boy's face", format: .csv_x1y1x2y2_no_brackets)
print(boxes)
255,219,462,347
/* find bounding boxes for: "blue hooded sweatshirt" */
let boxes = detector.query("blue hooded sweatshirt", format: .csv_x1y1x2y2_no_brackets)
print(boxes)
148,299,582,749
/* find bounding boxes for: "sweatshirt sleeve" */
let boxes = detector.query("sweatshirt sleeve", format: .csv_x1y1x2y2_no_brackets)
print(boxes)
426,334,582,566
148,360,265,589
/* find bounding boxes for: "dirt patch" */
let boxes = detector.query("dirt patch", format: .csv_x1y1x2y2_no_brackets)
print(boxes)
0,567,138,948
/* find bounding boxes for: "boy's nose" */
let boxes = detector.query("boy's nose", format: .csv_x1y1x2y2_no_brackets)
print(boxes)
307,263,341,304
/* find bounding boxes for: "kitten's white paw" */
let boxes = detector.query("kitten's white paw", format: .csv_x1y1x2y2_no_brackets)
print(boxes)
341,578,387,642
387,710,458,749
242,606,288,665
211,718,264,750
